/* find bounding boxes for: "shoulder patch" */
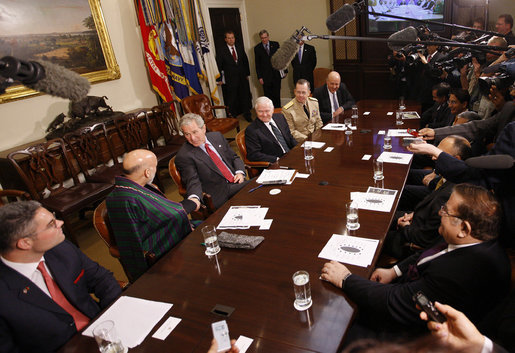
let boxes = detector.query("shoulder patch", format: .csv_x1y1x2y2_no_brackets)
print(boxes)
308,96,318,101
283,100,294,110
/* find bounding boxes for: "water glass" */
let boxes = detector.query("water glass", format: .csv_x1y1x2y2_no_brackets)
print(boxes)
398,96,406,111
346,202,360,230
201,225,220,256
351,105,358,119
292,270,312,311
344,118,352,134
373,159,384,181
383,135,392,149
395,111,404,126
93,320,125,353
304,141,314,160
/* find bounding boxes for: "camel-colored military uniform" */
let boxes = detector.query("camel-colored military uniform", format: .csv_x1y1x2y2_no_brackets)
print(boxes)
282,96,323,141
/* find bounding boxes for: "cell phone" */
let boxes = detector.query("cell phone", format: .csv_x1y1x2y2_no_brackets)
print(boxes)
412,291,447,323
402,137,423,146
211,320,231,352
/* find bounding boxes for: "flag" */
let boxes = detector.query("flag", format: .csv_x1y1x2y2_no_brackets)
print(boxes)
160,22,189,100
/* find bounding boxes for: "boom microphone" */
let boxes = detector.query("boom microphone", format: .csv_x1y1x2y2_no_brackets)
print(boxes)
326,4,356,32
387,26,419,51
271,36,300,71
465,154,515,169
0,56,90,102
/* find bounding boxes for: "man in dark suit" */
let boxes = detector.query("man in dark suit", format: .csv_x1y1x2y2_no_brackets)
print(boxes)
216,31,252,121
254,30,283,108
313,71,356,125
322,184,510,337
245,96,297,163
420,82,451,129
176,113,249,209
291,40,317,91
0,201,121,352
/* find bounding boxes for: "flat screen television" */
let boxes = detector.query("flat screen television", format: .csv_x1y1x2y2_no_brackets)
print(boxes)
366,0,446,33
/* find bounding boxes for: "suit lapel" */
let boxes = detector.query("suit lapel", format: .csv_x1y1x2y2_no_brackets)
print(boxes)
259,119,281,148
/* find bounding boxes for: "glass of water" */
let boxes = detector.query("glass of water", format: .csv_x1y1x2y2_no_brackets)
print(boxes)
93,320,125,353
344,118,352,134
383,135,392,149
373,159,384,181
395,111,404,125
304,141,314,160
201,225,221,256
398,96,406,111
351,105,358,118
292,270,312,311
346,202,360,230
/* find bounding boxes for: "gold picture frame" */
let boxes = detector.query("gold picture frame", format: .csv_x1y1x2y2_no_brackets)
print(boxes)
0,0,120,104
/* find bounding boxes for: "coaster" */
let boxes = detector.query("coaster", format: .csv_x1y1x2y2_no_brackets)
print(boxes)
269,189,281,195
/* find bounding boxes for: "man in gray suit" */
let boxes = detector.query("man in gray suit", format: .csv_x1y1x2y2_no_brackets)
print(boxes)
175,113,249,209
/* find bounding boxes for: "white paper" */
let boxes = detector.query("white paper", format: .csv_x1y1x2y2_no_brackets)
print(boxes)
259,219,273,230
318,234,379,267
363,111,370,116
152,317,181,340
301,141,326,149
217,206,269,229
324,147,334,152
322,123,347,131
377,130,386,135
387,129,413,137
235,335,254,353
361,154,372,160
295,172,310,178
256,169,296,184
83,296,173,348
387,112,393,116
401,111,420,119
352,187,398,212
377,151,413,164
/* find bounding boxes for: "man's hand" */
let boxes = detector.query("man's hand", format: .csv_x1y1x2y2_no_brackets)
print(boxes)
397,212,413,228
321,261,350,288
233,174,245,184
191,198,201,212
408,141,443,160
420,302,484,353
207,338,240,353
422,171,437,186
370,267,397,284
332,107,344,117
418,128,435,141
259,78,264,85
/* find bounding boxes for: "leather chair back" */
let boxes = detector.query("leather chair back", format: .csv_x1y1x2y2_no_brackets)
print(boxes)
181,94,215,124
93,201,120,259
168,156,188,197
313,67,332,89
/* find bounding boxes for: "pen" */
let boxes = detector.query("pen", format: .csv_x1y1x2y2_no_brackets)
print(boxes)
248,184,264,193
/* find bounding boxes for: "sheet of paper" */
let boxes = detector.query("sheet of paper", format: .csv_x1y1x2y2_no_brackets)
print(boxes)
322,123,347,131
387,129,413,137
361,154,371,160
401,111,420,119
152,317,181,340
387,112,393,116
377,130,386,135
83,296,173,348
256,169,296,184
378,151,413,165
352,187,398,212
235,335,254,353
259,219,273,230
363,111,370,116
301,141,326,149
324,147,334,152
318,234,379,267
217,206,269,229
295,172,310,178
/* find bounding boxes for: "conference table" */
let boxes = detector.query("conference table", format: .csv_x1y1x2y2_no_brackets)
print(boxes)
59,100,420,353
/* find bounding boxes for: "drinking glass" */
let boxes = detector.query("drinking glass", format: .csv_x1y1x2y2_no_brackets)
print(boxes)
383,135,392,149
202,225,221,256
344,118,352,134
373,159,384,181
395,111,404,126
93,320,125,353
346,202,360,230
351,105,358,119
398,96,406,111
304,141,314,160
292,270,312,311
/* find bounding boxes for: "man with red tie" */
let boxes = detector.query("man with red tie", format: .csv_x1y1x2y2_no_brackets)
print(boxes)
0,201,121,352
175,113,249,209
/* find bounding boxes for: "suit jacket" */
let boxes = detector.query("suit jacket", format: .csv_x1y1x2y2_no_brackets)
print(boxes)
216,44,250,87
0,241,121,353
282,97,323,141
291,43,317,87
254,41,281,84
175,132,246,209
420,102,452,129
245,113,298,163
343,240,510,332
313,83,356,124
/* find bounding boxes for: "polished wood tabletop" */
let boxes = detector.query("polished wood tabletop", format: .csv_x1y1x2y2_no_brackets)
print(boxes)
59,100,420,353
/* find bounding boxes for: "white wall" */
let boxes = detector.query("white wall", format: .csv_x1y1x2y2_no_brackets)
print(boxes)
0,0,158,151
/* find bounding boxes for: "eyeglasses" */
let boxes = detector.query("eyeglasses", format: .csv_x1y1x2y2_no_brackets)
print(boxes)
439,204,462,220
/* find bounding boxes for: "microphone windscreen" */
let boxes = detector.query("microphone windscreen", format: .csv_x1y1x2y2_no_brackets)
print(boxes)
271,37,299,71
387,26,418,51
465,154,515,169
26,60,90,102
326,4,356,32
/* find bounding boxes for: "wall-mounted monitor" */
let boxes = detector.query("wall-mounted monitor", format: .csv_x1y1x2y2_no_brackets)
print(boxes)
366,0,446,33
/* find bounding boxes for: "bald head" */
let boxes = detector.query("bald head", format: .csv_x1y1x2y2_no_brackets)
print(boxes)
122,149,158,186
326,71,341,93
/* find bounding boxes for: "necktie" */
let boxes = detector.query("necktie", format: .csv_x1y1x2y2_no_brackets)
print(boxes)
332,92,339,112
270,123,290,153
405,242,448,280
37,261,90,331
205,143,234,182
303,104,310,119
231,47,237,62
298,47,303,63
265,44,270,55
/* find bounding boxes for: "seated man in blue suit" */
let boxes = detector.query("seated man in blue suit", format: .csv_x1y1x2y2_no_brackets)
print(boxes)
0,201,121,353
313,71,355,125
245,96,297,163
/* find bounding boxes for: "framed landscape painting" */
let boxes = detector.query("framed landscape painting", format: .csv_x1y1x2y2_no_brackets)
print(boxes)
0,0,120,103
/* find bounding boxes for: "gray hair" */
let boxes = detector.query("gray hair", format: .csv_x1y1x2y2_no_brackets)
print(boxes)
254,96,274,110
258,29,269,37
0,201,41,253
180,113,205,130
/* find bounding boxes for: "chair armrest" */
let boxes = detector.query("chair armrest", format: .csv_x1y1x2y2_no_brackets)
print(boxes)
0,189,31,200
211,105,233,118
247,161,270,169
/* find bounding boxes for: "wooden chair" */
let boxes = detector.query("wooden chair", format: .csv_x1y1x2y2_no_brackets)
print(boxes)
235,129,270,178
168,156,216,220
93,201,156,283
313,67,332,89
8,138,114,246
0,189,31,206
181,94,240,139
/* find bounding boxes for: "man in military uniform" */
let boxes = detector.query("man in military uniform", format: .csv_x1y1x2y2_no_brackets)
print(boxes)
282,79,323,141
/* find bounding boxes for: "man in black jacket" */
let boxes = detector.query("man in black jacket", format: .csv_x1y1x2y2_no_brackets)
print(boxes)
254,30,283,108
313,71,355,125
291,40,316,91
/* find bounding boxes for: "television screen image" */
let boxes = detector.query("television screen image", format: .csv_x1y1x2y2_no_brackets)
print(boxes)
367,0,445,33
